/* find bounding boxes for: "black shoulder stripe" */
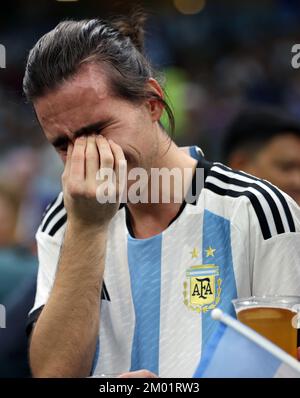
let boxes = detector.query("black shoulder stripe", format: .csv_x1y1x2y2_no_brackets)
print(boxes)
215,164,296,232
253,178,296,233
209,169,285,235
41,197,58,223
197,157,214,181
48,213,67,237
41,196,64,232
216,163,261,182
205,182,272,240
101,281,110,301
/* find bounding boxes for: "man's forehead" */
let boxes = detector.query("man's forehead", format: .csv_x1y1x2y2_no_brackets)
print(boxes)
34,63,110,121
269,132,300,148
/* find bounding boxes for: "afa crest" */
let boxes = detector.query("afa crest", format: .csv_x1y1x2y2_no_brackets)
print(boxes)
183,265,222,313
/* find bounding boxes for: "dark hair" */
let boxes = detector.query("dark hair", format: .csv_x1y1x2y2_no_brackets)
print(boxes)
23,12,175,133
222,105,300,163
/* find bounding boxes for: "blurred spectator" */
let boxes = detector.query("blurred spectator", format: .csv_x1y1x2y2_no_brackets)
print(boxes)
0,181,37,377
222,105,300,205
0,147,62,249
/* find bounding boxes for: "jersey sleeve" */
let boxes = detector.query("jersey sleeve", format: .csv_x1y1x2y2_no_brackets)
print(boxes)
30,231,62,313
197,161,300,297
247,192,300,296
27,193,66,334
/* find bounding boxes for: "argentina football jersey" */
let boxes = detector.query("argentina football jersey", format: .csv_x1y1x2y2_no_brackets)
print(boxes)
27,146,300,377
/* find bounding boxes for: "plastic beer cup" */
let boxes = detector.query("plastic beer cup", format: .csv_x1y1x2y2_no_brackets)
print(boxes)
232,296,300,358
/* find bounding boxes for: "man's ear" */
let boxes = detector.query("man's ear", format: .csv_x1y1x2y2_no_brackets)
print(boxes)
145,78,165,122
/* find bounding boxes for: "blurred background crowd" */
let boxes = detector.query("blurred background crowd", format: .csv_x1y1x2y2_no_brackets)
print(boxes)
0,0,300,377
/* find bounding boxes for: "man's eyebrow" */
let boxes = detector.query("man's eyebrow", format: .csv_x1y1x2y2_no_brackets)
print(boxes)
73,119,113,139
51,119,113,148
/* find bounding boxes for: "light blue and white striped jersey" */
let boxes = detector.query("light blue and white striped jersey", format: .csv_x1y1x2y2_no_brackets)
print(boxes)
28,146,300,377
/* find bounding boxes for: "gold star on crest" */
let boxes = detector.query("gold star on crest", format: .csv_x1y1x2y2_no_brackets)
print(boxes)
205,246,216,257
190,248,199,259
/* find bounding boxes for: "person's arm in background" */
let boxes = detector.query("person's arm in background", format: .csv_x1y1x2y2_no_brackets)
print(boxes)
30,135,125,378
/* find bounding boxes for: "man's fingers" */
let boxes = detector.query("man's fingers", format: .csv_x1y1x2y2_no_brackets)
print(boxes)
109,139,126,169
70,137,86,182
62,142,73,183
86,135,100,186
109,139,127,201
96,136,114,170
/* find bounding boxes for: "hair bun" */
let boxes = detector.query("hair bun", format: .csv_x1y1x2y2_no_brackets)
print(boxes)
112,10,147,53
